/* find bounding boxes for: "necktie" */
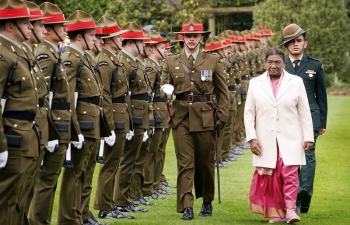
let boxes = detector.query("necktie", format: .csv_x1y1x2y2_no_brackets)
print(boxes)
188,55,194,68
293,60,300,73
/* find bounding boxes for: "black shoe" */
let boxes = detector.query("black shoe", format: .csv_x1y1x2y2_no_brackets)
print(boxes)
199,202,212,217
155,187,175,195
297,190,311,213
117,204,148,213
98,209,134,219
162,180,177,188
182,207,194,220
144,192,167,200
134,197,154,206
83,216,108,225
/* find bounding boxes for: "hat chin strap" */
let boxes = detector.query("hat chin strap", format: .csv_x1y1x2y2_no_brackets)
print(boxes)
30,21,40,44
13,19,28,41
154,45,165,60
133,40,141,56
184,39,201,51
81,33,90,51
52,27,64,42
111,38,121,50
94,43,100,53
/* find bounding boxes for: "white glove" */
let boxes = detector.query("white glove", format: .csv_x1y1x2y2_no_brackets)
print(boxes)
126,130,134,141
142,130,149,142
105,131,116,146
72,134,84,149
0,150,8,168
46,140,59,153
160,84,174,100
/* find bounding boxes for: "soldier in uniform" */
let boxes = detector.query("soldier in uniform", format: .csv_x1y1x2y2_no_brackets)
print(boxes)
93,15,133,220
0,0,39,224
281,24,327,214
113,22,150,214
140,30,173,201
29,2,72,225
19,2,50,224
160,16,229,220
58,10,110,225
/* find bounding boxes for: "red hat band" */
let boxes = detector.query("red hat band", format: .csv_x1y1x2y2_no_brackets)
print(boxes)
164,42,170,48
101,25,121,35
0,7,30,18
67,21,95,31
152,37,163,43
44,13,65,23
95,27,103,35
205,42,225,51
121,31,144,39
178,35,183,41
30,10,44,17
182,24,204,32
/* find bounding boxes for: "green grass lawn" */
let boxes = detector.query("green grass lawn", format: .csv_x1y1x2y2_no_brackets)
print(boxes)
50,95,350,225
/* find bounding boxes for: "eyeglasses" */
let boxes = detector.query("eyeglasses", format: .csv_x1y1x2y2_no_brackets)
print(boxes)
266,61,284,66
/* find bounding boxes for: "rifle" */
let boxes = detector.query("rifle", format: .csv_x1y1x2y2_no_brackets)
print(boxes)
1,60,18,114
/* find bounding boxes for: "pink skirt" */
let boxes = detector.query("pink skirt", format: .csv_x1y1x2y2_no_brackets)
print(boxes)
249,151,299,218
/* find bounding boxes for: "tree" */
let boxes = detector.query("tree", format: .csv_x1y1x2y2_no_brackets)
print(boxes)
53,0,109,19
253,0,350,82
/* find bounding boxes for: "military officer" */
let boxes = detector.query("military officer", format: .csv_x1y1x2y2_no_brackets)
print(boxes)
281,24,327,214
57,10,110,225
93,15,133,220
113,22,150,214
0,0,39,224
160,16,229,220
29,2,72,225
19,2,50,224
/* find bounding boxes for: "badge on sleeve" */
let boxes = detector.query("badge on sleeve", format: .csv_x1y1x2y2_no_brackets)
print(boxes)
98,61,109,67
36,54,49,61
63,61,72,66
201,70,212,81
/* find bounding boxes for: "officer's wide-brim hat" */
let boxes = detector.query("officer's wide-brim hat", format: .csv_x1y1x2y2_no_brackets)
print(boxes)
66,10,97,32
98,16,127,38
164,42,174,49
280,23,310,46
143,30,157,44
25,1,50,22
40,2,70,24
0,0,33,20
174,16,211,34
171,34,183,43
203,36,227,52
120,22,148,40
94,20,109,37
149,30,167,45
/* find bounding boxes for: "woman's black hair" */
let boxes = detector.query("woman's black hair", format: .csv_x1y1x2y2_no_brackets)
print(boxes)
265,47,286,61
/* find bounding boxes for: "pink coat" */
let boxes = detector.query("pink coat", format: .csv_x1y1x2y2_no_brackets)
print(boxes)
244,70,314,168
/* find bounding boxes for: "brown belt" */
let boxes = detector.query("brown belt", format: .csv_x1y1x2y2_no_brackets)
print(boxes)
176,93,211,102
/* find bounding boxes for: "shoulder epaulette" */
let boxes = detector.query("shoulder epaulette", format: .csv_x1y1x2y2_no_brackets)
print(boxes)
306,55,321,62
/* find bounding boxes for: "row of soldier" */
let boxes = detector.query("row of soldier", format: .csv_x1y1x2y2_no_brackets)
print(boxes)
0,1,276,225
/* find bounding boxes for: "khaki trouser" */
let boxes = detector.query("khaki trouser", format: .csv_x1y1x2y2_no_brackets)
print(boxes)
172,116,215,212
153,128,171,190
131,129,152,200
142,128,162,196
231,99,246,149
114,128,143,206
81,140,99,221
94,132,126,211
58,138,97,225
30,143,67,225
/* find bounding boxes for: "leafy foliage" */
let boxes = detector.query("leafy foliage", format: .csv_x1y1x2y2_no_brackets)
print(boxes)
253,0,350,82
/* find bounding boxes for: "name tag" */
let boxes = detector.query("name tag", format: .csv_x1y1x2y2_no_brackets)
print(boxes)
201,70,212,81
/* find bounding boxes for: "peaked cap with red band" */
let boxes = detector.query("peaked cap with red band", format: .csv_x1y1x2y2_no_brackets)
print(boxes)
120,22,147,40
25,1,49,22
174,16,210,34
98,16,127,38
66,10,96,32
40,2,69,24
203,36,227,52
0,0,31,20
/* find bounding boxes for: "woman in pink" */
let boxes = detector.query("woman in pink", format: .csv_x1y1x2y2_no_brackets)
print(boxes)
244,48,314,223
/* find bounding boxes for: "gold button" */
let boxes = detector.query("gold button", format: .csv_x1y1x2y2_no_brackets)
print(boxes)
191,71,194,73
36,77,39,80
157,107,160,110
189,102,192,105
69,109,72,112
175,76,178,78
37,104,39,108
131,105,134,107
88,78,91,81
124,94,127,96
139,80,141,82
57,117,61,120
83,111,86,114
119,80,121,82
33,121,35,124
61,68,64,71
22,77,25,80
46,108,48,110
113,110,115,112
35,88,37,91
63,77,66,79
14,124,17,128
191,82,193,85
126,103,128,107
100,107,103,110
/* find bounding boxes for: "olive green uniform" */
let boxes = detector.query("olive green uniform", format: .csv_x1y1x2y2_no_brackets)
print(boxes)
94,48,131,211
114,50,150,207
160,50,229,212
0,35,40,225
58,45,109,225
30,40,72,225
